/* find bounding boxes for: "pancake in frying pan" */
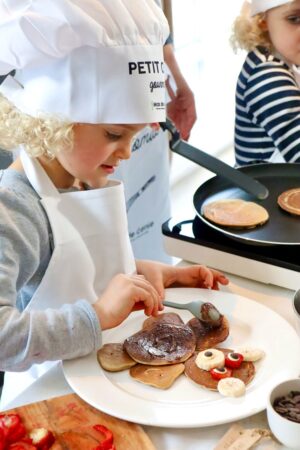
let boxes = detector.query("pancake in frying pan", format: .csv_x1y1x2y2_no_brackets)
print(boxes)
278,188,300,215
184,348,255,391
203,199,269,228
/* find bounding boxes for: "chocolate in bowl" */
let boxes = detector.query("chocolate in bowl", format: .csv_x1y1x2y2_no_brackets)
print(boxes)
267,378,300,449
273,391,300,423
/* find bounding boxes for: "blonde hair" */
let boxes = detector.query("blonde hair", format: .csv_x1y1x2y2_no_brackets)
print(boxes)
231,2,271,52
0,93,74,158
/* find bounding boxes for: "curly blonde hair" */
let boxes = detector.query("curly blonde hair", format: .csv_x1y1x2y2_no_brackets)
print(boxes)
231,2,271,52
0,93,74,158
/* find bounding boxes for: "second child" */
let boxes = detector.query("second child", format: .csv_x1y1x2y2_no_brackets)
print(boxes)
232,0,300,166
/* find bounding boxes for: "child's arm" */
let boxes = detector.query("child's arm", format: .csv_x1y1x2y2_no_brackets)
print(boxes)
0,185,102,371
245,60,300,162
135,260,229,299
0,184,162,371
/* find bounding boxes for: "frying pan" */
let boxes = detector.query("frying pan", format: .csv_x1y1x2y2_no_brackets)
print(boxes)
160,120,300,246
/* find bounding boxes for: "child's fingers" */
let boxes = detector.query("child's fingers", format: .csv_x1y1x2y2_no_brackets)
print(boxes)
138,290,158,316
130,277,160,316
198,267,229,289
199,266,214,288
133,270,165,300
211,269,229,285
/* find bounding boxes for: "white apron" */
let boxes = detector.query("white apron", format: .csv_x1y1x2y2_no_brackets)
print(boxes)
114,128,172,263
1,149,135,409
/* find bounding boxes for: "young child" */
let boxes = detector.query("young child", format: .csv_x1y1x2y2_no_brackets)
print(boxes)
0,0,228,409
231,0,300,166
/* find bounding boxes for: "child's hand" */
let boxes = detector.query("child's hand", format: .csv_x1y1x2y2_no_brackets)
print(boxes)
136,260,229,298
169,264,229,290
93,273,163,330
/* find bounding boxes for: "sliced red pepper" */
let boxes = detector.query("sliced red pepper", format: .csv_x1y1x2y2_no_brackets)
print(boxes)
93,424,114,450
225,352,244,369
29,428,55,449
0,414,26,444
210,367,232,380
0,427,6,450
8,440,38,450
92,445,116,450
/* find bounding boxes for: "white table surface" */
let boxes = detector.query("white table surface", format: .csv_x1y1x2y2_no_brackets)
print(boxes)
4,269,299,449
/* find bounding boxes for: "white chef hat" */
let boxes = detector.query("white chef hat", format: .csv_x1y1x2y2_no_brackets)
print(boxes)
250,0,292,16
0,0,169,124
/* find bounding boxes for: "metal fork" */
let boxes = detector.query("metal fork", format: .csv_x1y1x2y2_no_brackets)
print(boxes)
163,299,221,324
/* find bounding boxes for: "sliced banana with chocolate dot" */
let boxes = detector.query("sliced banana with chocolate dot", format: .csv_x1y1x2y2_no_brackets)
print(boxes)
195,348,225,371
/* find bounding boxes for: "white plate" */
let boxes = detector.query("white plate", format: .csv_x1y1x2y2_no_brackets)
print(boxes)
63,288,300,428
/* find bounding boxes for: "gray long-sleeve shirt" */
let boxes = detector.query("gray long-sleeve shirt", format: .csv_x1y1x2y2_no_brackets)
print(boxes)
0,168,102,371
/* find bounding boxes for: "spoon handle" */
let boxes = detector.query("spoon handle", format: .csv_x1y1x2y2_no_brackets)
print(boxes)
163,300,187,311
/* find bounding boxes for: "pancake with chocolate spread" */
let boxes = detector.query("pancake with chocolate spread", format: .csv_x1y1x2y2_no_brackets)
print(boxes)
187,315,230,351
278,188,300,215
142,312,184,330
124,322,196,365
203,199,269,228
184,348,255,391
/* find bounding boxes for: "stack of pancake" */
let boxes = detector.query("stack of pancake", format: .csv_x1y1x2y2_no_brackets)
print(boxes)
97,304,256,390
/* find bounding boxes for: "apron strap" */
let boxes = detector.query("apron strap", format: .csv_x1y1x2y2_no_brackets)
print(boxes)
20,147,60,199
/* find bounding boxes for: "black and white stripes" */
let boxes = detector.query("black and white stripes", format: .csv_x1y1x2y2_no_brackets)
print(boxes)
234,47,300,166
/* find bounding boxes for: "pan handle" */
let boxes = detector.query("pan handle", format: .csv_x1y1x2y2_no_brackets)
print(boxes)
160,119,269,200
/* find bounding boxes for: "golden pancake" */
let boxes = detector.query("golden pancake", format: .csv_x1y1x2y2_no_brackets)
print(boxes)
203,199,269,228
124,322,196,365
278,188,300,215
130,363,185,389
187,316,230,351
97,343,137,372
184,348,255,391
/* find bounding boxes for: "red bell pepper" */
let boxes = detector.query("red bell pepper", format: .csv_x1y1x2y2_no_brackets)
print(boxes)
210,367,232,380
93,424,114,450
8,439,38,450
93,445,116,450
28,428,55,450
225,352,244,369
0,427,6,450
0,414,26,444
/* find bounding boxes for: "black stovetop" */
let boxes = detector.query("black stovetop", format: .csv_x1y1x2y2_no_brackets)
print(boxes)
162,216,300,272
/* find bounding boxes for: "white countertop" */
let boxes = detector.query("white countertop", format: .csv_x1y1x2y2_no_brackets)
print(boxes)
4,269,299,449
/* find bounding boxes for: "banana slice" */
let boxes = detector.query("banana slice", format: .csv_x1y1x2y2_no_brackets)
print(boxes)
236,347,265,362
218,377,246,397
195,348,225,371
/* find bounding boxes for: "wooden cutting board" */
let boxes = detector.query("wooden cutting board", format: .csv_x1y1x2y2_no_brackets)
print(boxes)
5,393,156,449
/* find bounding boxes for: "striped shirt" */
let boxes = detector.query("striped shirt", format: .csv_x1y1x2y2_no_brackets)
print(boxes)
234,47,300,166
